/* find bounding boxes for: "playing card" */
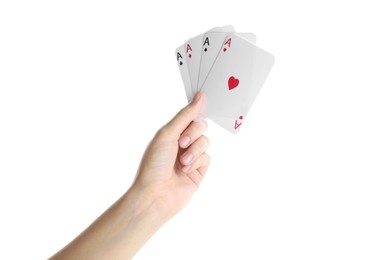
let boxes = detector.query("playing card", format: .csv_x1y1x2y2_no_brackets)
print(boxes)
185,26,235,98
198,32,257,91
201,33,275,133
207,114,245,133
175,44,192,102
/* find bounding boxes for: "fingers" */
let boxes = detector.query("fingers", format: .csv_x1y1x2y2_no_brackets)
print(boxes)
182,153,211,187
178,119,208,149
182,153,211,175
164,92,204,139
180,135,209,167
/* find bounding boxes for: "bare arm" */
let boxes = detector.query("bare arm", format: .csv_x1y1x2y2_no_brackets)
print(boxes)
50,92,210,259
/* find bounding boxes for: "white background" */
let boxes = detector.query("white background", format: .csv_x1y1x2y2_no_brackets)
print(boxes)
1,1,389,259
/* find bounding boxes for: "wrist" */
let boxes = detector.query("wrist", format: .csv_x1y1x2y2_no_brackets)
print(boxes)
124,184,171,227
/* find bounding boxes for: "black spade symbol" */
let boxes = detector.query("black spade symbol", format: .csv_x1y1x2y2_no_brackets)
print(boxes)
179,61,183,65
204,48,208,52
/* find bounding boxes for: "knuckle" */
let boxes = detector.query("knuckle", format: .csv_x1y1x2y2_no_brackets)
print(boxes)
155,125,169,139
203,153,211,166
188,120,207,137
189,123,199,135
202,120,208,130
196,120,208,133
178,106,190,118
201,135,210,147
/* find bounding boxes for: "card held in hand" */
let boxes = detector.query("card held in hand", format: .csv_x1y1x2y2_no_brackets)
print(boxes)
201,33,275,133
175,26,275,134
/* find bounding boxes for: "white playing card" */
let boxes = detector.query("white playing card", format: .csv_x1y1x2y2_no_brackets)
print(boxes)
201,33,275,133
198,32,257,92
185,26,235,97
213,25,235,33
175,44,192,102
207,114,245,133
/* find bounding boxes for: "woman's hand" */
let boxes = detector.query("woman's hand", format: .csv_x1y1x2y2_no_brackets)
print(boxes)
133,92,210,219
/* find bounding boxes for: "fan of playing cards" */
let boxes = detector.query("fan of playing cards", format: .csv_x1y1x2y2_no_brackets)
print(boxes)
176,25,275,134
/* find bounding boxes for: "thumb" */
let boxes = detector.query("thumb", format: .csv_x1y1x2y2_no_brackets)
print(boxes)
164,92,205,138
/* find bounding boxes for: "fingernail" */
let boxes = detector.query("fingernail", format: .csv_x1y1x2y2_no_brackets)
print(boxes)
181,152,193,165
191,92,202,104
182,165,191,173
179,135,190,148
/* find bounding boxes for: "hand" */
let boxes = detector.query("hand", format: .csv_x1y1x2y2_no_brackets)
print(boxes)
49,92,210,260
133,92,210,219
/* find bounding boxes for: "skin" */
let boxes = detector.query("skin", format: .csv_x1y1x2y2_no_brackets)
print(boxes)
50,92,210,260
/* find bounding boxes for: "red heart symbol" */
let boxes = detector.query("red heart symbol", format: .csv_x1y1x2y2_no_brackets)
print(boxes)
223,48,227,52
228,76,239,90
189,53,192,58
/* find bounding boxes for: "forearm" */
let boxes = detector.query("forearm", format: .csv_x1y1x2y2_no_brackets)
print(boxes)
50,186,168,260
50,94,209,259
